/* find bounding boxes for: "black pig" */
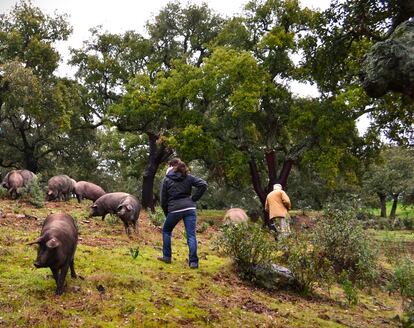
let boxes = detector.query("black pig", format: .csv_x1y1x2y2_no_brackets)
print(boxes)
90,192,141,235
28,213,78,295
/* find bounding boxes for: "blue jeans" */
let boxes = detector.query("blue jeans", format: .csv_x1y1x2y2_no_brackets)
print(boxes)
162,209,198,264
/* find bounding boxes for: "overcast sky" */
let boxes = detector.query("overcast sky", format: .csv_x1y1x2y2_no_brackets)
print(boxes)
2,1,370,130
0,0,330,77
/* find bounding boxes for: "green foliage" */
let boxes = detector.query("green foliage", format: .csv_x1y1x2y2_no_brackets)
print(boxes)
217,222,277,284
388,257,414,326
196,222,210,234
106,214,119,226
340,276,359,306
0,187,8,198
312,208,379,284
281,232,335,294
148,207,166,227
129,246,140,260
19,176,44,208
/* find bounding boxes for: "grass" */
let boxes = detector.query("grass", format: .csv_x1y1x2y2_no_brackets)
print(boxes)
363,201,414,218
0,198,407,327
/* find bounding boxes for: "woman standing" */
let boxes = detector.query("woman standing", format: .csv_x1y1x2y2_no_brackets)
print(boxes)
159,159,207,268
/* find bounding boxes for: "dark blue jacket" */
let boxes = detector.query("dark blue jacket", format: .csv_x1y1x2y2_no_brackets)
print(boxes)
160,172,207,216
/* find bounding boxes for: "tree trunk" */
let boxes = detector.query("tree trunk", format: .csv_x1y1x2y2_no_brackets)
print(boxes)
265,150,278,192
278,159,294,190
248,156,266,206
141,133,172,212
24,152,38,173
378,192,387,218
389,193,399,219
248,152,294,228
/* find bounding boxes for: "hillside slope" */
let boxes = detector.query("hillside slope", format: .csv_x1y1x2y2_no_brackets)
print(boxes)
0,199,402,327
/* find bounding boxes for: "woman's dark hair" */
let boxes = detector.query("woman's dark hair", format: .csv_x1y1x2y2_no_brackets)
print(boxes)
168,158,181,167
174,160,189,176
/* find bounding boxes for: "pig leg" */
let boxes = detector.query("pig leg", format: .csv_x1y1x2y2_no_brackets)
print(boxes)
70,258,77,279
76,194,82,203
51,268,59,285
101,214,106,221
123,221,130,236
56,263,69,295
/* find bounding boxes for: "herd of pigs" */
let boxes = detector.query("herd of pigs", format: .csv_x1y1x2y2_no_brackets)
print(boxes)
1,169,142,295
1,169,251,296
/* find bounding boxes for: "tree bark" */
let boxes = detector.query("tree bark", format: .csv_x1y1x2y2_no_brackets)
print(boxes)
141,133,172,212
24,151,38,173
248,156,266,206
389,193,399,219
278,159,294,190
378,192,387,218
265,150,277,192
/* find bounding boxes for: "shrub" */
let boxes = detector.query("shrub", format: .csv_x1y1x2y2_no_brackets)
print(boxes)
341,277,359,306
196,221,210,233
148,207,166,227
217,222,277,284
281,231,335,294
19,176,44,208
311,208,379,284
0,187,8,198
388,257,414,326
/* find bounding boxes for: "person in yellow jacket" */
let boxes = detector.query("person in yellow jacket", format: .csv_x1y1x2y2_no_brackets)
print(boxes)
264,184,291,238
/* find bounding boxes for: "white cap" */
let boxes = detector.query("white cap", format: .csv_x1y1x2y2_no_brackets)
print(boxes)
273,184,282,190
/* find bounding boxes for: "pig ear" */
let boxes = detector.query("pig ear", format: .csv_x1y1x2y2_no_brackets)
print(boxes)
27,236,43,245
126,204,132,211
46,238,60,249
47,190,53,195
91,204,97,208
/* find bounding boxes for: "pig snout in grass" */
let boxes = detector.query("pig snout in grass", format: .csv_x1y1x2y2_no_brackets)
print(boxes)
47,175,76,201
90,192,140,235
74,181,105,203
28,213,78,295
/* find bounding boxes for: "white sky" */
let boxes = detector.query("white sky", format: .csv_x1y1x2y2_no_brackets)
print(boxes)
1,0,369,131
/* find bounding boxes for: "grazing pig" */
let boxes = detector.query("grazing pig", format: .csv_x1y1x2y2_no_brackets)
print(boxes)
116,195,141,235
8,170,24,199
47,175,76,201
90,192,141,236
224,208,249,225
74,181,106,203
1,169,36,191
28,213,78,295
18,169,36,186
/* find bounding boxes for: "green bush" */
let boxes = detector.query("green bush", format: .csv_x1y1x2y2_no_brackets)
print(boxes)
217,222,277,284
311,208,379,284
148,207,166,227
341,276,359,306
19,176,44,208
281,232,335,294
0,187,8,198
388,257,414,326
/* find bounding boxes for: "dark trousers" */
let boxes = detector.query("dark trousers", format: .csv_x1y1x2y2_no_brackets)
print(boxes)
162,209,198,264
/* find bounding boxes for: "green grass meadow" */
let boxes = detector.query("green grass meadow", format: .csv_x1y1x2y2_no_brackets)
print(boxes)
0,199,408,327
